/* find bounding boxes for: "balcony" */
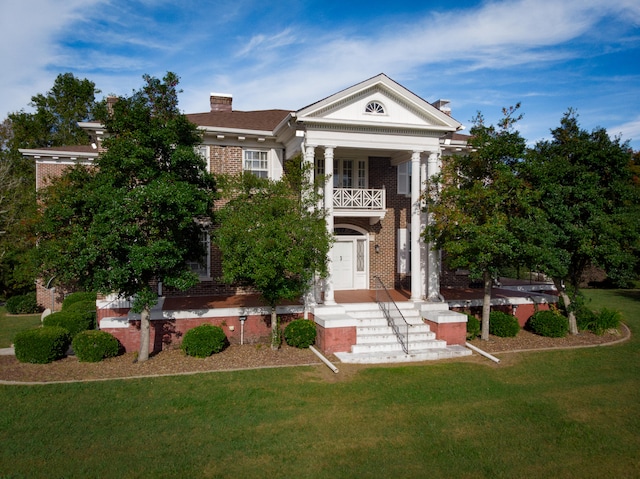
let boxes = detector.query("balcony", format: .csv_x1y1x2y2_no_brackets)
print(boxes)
332,188,386,223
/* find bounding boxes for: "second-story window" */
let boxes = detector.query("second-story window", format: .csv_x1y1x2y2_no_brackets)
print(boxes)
244,150,269,178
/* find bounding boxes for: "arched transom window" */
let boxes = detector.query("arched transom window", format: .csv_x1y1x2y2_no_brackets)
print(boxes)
365,101,385,114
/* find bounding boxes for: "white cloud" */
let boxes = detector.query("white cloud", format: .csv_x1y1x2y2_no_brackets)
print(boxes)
609,116,640,147
0,0,105,117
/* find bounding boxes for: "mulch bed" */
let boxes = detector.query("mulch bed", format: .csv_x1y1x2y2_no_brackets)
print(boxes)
0,326,629,383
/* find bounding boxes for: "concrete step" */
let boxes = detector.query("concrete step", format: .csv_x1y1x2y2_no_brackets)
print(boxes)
334,345,472,364
356,331,436,344
351,338,447,354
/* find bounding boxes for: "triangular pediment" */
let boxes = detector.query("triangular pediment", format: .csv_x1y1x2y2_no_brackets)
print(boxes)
296,74,461,132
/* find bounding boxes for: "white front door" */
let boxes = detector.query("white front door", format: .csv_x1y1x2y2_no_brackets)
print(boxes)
330,236,369,290
332,241,353,289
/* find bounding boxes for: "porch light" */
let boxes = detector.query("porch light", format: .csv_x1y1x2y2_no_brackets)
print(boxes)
375,244,380,254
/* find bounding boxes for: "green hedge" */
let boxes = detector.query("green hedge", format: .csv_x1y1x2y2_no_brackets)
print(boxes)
466,314,480,340
181,324,227,358
42,311,94,338
62,300,97,329
489,311,520,338
526,310,568,338
284,319,316,348
62,292,97,310
14,326,71,364
72,330,120,362
5,293,40,314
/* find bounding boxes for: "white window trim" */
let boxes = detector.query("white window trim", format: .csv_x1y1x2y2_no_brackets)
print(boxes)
397,161,411,196
397,224,411,275
195,145,211,172
243,149,270,178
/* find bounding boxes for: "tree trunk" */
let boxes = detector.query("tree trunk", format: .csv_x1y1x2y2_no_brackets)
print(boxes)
138,305,151,362
481,271,492,341
270,307,279,350
553,278,579,335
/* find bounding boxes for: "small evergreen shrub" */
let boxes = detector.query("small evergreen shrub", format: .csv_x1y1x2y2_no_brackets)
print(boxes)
14,326,70,364
5,293,40,314
466,314,480,340
63,300,97,329
592,308,622,335
284,319,316,348
526,310,568,338
42,311,93,338
489,311,520,337
62,292,97,310
181,324,227,358
72,330,120,362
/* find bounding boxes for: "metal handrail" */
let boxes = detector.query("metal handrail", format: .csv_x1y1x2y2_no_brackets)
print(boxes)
374,276,410,354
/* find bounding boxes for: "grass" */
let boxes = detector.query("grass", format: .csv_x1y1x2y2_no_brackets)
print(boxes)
0,306,41,348
1,288,639,478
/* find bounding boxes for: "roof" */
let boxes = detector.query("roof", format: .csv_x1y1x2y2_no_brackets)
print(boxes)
186,110,291,132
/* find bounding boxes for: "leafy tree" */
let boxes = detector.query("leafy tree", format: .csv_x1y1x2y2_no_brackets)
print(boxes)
214,159,331,349
424,105,527,340
0,73,99,299
520,111,639,334
34,73,216,362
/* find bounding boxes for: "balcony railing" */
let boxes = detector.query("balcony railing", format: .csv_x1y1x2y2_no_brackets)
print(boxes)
333,188,385,210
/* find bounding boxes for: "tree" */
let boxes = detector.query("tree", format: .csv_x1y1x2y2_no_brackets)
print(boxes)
0,73,99,299
424,105,528,340
214,159,332,349
520,111,639,334
34,73,216,362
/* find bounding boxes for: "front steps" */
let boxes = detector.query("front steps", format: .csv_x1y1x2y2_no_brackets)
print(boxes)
316,302,471,364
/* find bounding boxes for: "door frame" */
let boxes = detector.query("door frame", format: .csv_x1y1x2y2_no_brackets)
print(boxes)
332,224,369,290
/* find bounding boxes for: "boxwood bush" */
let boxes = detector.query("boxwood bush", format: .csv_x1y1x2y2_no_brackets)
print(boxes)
42,311,94,338
466,314,480,340
62,292,97,310
181,324,227,358
526,310,568,337
62,300,97,329
14,326,71,364
72,330,120,362
489,311,520,338
284,319,317,348
5,293,40,314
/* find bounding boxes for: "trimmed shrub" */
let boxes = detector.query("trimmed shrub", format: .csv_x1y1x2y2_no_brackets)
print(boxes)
63,300,97,329
466,314,480,340
284,319,317,348
42,311,93,338
489,311,520,338
5,293,40,314
72,330,120,362
592,308,622,335
14,326,71,364
526,310,568,338
181,324,227,358
62,292,97,310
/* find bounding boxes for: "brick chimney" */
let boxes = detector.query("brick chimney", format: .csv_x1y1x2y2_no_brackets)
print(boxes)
432,99,451,116
210,93,233,112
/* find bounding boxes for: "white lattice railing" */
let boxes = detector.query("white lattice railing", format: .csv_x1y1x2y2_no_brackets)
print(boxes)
333,188,385,210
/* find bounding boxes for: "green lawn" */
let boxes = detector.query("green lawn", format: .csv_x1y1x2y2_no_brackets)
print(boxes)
0,306,41,348
1,288,639,478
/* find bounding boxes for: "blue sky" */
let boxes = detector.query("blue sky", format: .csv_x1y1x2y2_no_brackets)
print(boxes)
2,0,639,149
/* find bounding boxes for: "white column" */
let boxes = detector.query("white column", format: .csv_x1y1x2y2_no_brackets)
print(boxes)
410,151,422,301
420,158,428,303
323,146,336,305
426,151,441,301
302,144,319,309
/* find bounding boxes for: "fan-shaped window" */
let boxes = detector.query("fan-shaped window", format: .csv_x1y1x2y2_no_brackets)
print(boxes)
365,101,385,115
